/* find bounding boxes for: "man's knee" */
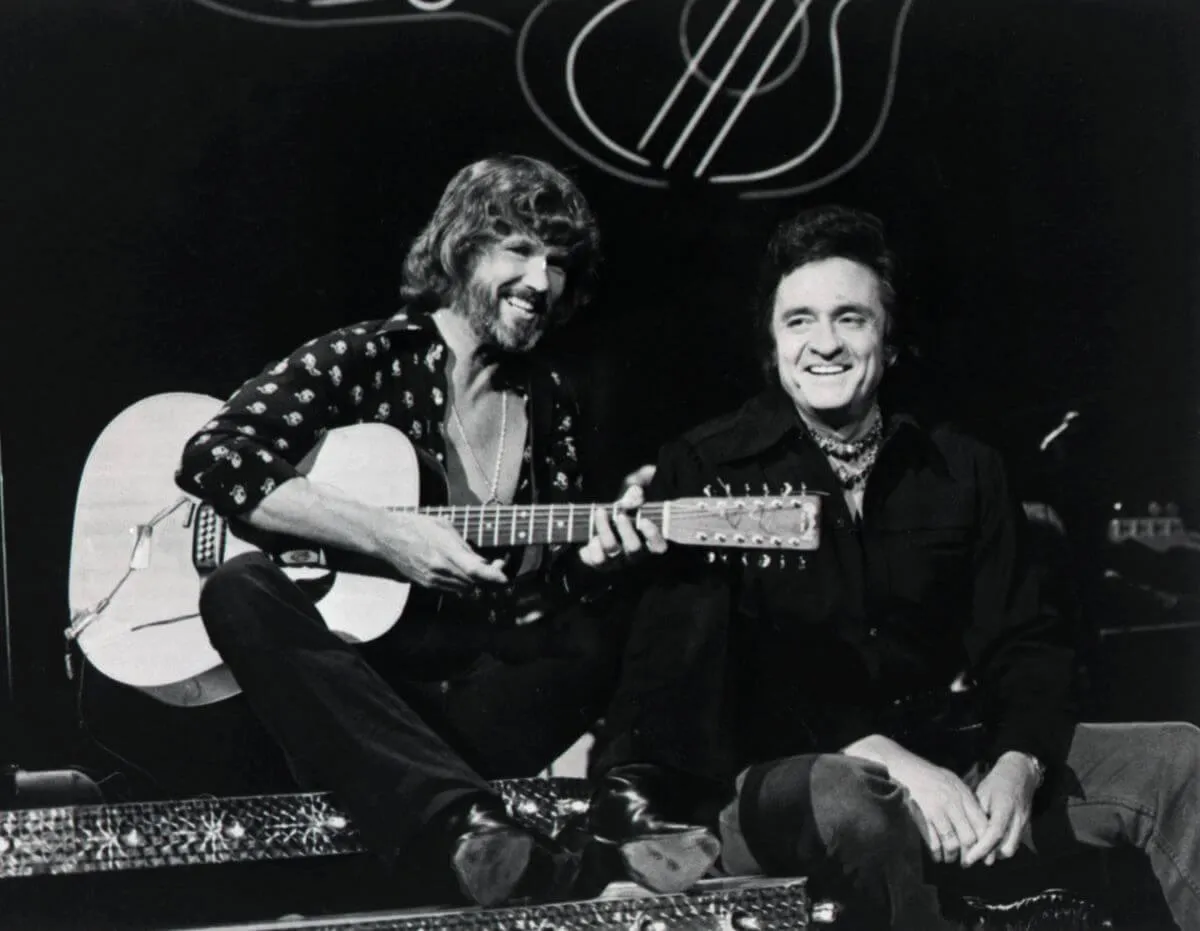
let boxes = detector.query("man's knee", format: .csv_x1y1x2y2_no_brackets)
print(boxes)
198,552,287,650
737,753,912,875
1097,721,1200,801
809,755,910,855
1152,722,1200,799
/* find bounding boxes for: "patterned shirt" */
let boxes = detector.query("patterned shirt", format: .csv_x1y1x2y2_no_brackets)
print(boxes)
175,310,592,645
176,310,583,515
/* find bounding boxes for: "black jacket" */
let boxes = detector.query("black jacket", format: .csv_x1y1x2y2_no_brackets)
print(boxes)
599,386,1078,784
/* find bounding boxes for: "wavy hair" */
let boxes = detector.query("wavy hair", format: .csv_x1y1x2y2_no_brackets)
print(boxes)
755,204,906,381
400,155,600,320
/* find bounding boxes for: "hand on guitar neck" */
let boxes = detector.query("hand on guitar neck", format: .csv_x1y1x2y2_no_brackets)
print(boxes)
576,465,668,574
245,474,509,597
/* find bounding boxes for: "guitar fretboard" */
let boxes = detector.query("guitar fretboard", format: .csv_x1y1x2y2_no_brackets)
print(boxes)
394,503,669,548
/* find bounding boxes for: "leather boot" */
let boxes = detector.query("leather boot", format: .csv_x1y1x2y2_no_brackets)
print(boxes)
588,763,721,894
944,888,1114,930
441,793,581,907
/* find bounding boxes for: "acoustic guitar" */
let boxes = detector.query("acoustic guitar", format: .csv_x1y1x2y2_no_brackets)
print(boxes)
67,393,820,708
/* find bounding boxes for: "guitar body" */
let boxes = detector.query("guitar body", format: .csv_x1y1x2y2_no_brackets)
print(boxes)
69,392,433,707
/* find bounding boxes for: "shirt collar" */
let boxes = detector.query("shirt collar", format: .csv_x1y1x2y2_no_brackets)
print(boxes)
713,382,935,465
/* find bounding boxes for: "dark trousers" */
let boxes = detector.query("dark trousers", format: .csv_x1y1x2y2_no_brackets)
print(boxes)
197,553,622,858
722,722,1200,930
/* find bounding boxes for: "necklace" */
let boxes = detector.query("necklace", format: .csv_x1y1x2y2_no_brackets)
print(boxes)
450,392,508,505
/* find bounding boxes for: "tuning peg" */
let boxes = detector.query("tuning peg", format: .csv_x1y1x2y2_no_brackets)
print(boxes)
781,482,794,495
706,551,718,564
758,553,772,569
703,484,713,497
716,478,733,496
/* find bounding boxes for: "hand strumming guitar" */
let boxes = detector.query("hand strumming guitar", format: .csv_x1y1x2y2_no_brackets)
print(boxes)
240,474,508,597
372,510,509,597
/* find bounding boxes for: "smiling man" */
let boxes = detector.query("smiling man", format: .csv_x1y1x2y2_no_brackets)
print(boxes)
589,205,1200,929
174,155,666,908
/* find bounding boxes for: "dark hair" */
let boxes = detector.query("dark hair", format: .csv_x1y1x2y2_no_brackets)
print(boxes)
755,204,904,380
400,155,600,320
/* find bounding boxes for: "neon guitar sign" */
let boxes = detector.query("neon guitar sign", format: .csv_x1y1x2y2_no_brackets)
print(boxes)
186,0,916,199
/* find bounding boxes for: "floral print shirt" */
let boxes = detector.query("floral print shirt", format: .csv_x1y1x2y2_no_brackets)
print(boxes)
175,310,590,636
177,310,583,514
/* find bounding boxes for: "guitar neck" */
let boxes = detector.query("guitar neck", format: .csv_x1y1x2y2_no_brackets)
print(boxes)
405,502,668,548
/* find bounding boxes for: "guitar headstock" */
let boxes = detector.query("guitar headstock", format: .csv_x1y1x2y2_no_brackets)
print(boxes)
1107,502,1200,554
664,495,821,551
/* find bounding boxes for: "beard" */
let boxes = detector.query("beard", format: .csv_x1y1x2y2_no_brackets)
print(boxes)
463,277,551,353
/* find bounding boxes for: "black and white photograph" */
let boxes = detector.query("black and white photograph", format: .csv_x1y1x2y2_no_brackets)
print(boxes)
2,0,1199,928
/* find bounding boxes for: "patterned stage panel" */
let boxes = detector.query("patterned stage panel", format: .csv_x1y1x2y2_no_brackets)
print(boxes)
179,877,822,931
0,778,588,878
0,778,1111,931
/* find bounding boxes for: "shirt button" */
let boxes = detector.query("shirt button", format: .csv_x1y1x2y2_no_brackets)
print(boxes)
867,627,879,638
439,680,451,695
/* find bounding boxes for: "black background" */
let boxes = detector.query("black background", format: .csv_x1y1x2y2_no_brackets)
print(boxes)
1,0,1198,776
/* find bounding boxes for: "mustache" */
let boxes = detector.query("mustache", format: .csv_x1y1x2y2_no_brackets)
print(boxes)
499,286,549,315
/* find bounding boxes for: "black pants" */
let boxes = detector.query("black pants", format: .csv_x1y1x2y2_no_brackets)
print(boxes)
196,552,623,858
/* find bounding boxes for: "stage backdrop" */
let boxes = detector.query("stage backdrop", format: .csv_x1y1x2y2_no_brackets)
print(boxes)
1,0,1198,770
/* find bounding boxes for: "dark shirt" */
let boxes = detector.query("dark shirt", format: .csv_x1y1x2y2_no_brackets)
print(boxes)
603,386,1077,782
174,310,594,669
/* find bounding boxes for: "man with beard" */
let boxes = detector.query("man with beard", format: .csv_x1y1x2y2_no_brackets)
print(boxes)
588,205,1200,929
175,155,668,907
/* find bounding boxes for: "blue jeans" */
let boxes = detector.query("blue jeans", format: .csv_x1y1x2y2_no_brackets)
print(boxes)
719,722,1200,930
